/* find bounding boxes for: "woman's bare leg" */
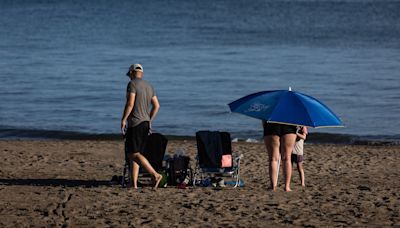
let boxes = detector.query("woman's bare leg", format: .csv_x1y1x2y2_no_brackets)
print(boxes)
264,135,280,191
280,133,297,192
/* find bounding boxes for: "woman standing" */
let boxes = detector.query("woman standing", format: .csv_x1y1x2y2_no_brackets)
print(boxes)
263,121,297,191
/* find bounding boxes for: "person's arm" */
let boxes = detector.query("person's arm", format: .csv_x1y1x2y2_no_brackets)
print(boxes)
296,132,306,140
149,96,160,122
121,92,136,134
148,96,160,131
296,127,307,140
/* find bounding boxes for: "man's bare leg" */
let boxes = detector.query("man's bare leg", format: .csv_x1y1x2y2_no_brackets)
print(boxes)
128,152,162,189
132,161,139,189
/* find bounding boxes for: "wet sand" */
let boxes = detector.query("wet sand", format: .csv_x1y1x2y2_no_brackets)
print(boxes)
0,139,399,227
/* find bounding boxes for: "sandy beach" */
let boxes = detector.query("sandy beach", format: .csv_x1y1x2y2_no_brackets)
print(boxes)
0,139,399,227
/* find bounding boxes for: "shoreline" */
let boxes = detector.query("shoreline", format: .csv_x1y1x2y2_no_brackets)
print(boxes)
0,128,399,146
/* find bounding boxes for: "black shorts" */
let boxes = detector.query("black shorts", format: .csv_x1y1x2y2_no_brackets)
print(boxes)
263,122,297,137
291,154,304,163
125,121,150,154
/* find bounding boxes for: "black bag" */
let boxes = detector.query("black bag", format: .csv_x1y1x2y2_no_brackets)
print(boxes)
167,155,191,186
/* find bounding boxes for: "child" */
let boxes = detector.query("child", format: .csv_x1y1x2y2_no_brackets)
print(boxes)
292,126,308,187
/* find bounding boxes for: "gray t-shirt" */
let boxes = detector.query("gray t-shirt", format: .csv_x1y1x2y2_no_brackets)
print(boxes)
126,78,155,127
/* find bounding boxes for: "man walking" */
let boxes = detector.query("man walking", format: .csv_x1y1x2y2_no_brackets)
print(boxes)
121,63,162,189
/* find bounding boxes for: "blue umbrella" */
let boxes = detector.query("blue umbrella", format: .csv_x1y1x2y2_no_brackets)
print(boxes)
228,88,343,128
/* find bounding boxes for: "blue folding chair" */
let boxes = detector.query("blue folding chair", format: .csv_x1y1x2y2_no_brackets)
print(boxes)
193,131,243,188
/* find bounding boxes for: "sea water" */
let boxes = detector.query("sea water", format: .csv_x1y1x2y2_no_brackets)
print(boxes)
0,0,399,142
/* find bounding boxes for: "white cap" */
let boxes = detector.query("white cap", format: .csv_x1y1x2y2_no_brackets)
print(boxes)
126,63,143,75
131,63,143,72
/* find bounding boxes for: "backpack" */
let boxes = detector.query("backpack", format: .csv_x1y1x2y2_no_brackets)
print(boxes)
167,155,191,186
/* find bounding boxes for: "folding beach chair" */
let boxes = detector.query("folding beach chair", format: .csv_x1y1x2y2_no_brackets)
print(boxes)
121,132,168,187
193,131,243,188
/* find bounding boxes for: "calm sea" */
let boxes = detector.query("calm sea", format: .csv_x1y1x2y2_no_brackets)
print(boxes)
1,0,399,143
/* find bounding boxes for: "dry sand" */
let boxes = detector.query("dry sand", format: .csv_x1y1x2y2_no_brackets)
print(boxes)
0,139,399,227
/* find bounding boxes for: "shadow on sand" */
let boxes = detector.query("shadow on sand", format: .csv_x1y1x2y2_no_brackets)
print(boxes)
0,178,114,188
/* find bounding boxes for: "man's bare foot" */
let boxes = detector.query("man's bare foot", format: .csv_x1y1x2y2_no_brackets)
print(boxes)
126,181,138,190
267,186,277,191
285,187,292,192
153,173,162,189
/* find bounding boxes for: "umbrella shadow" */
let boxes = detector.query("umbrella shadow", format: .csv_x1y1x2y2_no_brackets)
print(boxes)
0,178,114,188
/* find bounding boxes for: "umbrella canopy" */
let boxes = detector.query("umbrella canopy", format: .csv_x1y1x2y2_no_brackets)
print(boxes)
228,89,344,128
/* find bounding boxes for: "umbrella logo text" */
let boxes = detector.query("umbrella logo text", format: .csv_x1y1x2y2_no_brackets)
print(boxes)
245,103,270,113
